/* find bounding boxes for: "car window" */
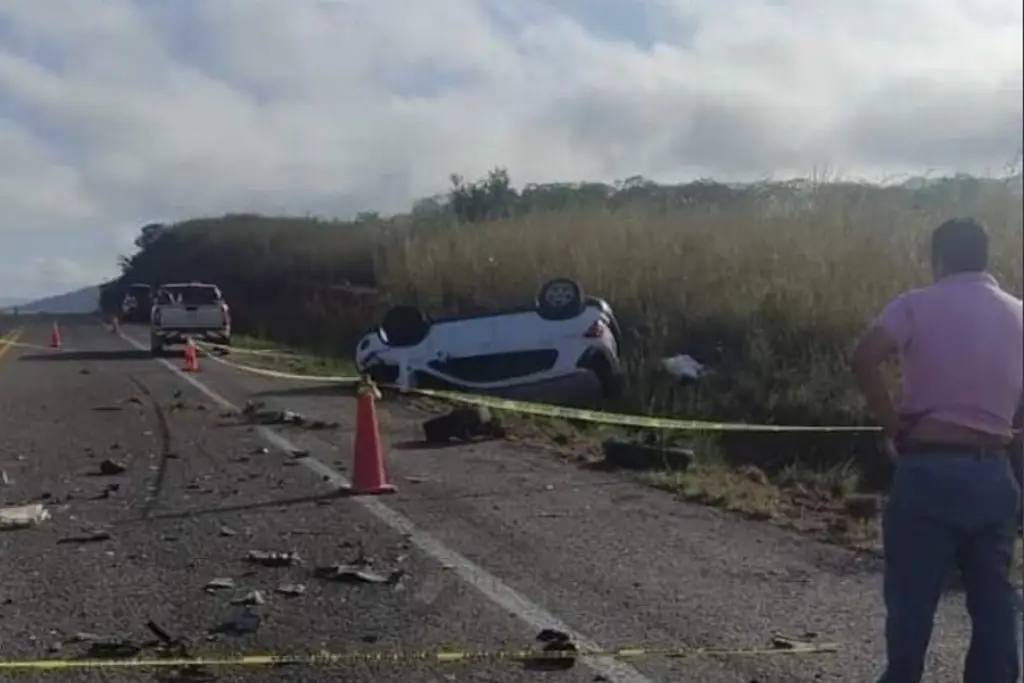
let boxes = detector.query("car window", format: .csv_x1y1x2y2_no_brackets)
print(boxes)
160,286,221,306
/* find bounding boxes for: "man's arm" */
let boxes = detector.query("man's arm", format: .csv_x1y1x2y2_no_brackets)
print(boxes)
848,295,912,437
849,323,901,436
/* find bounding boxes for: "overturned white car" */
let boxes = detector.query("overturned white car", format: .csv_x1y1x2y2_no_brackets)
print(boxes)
354,278,624,398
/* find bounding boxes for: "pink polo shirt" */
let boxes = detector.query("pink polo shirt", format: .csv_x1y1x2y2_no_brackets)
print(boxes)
877,272,1023,439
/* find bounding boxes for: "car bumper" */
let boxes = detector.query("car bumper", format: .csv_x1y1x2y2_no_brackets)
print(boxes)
153,329,231,344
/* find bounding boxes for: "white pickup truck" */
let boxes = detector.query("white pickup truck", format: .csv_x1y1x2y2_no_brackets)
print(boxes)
149,282,231,353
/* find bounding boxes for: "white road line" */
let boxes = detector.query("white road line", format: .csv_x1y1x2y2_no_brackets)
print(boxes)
118,330,658,683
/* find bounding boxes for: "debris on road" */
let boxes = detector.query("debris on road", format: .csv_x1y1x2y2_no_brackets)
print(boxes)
0,503,51,531
230,590,266,606
218,525,237,537
97,459,128,476
209,607,261,636
57,528,112,545
313,563,400,584
275,583,307,597
246,550,301,567
422,407,505,444
204,577,236,592
525,629,578,671
85,638,144,659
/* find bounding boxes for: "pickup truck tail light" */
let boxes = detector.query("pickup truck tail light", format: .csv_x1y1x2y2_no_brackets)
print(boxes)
584,320,607,338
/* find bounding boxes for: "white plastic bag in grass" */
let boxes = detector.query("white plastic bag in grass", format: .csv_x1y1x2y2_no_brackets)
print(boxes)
661,354,706,380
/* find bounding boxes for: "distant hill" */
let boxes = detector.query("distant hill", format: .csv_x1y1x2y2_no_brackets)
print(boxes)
13,286,100,314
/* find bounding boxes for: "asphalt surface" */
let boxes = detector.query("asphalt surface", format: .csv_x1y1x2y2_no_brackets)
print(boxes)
0,315,984,682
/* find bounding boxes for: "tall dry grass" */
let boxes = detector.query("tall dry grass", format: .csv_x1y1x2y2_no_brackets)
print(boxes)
376,184,1022,439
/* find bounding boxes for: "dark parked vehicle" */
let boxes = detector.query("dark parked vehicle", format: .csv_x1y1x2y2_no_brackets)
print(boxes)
120,283,153,323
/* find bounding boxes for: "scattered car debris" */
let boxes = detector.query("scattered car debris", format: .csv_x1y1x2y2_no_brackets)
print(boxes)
98,459,128,476
0,503,50,531
601,438,695,471
204,578,236,592
57,529,112,545
90,483,121,500
252,447,269,455
525,629,578,671
422,407,505,444
218,525,237,537
313,564,401,584
85,638,144,659
209,607,261,636
230,590,266,606
290,449,310,459
275,583,306,597
246,550,301,567
92,405,124,412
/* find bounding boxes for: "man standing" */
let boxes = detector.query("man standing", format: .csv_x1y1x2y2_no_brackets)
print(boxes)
849,217,1023,683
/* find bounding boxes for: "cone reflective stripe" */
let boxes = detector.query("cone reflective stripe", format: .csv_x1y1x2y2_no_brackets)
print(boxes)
50,322,61,350
182,338,199,372
350,376,395,495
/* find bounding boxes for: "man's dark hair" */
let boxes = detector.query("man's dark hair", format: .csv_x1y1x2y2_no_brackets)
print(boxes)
931,217,989,273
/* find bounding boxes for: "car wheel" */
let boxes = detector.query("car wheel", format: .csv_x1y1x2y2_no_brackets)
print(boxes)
536,278,585,321
150,337,163,355
579,350,622,398
378,305,431,348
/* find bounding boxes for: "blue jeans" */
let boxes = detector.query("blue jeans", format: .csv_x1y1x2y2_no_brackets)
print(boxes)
878,452,1021,683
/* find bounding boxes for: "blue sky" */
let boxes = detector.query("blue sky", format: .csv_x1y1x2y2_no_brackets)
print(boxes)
0,0,1021,301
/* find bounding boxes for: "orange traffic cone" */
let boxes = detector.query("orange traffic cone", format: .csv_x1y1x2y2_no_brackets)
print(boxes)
50,322,62,350
182,338,199,372
350,377,396,495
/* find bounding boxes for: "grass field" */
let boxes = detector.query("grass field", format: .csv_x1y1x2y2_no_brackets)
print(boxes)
109,172,1023,536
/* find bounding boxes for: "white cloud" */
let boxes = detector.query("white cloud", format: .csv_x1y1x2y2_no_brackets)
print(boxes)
0,0,1020,298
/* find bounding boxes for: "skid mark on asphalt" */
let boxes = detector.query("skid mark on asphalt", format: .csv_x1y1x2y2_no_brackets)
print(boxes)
117,329,659,683
128,374,177,520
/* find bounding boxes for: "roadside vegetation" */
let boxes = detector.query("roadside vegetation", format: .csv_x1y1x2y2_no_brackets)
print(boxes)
102,170,1023,543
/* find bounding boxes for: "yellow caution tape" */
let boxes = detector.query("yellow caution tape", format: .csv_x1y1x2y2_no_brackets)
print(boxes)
0,640,839,670
192,341,879,434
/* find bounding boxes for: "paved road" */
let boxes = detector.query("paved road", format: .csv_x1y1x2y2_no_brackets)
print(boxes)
0,316,980,682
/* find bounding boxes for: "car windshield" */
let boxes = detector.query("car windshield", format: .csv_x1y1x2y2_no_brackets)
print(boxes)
158,286,221,306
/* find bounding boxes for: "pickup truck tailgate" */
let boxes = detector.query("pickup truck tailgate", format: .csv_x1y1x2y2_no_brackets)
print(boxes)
155,305,225,330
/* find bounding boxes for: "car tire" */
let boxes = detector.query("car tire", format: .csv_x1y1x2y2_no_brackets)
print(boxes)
150,336,163,355
578,349,623,399
536,278,585,321
378,305,431,348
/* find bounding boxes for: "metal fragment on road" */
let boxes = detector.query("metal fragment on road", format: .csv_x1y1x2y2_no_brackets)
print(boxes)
246,550,301,567
57,529,112,545
98,459,127,476
205,577,236,591
209,608,261,636
218,525,237,537
0,503,50,531
313,564,394,584
275,583,307,597
230,590,266,606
